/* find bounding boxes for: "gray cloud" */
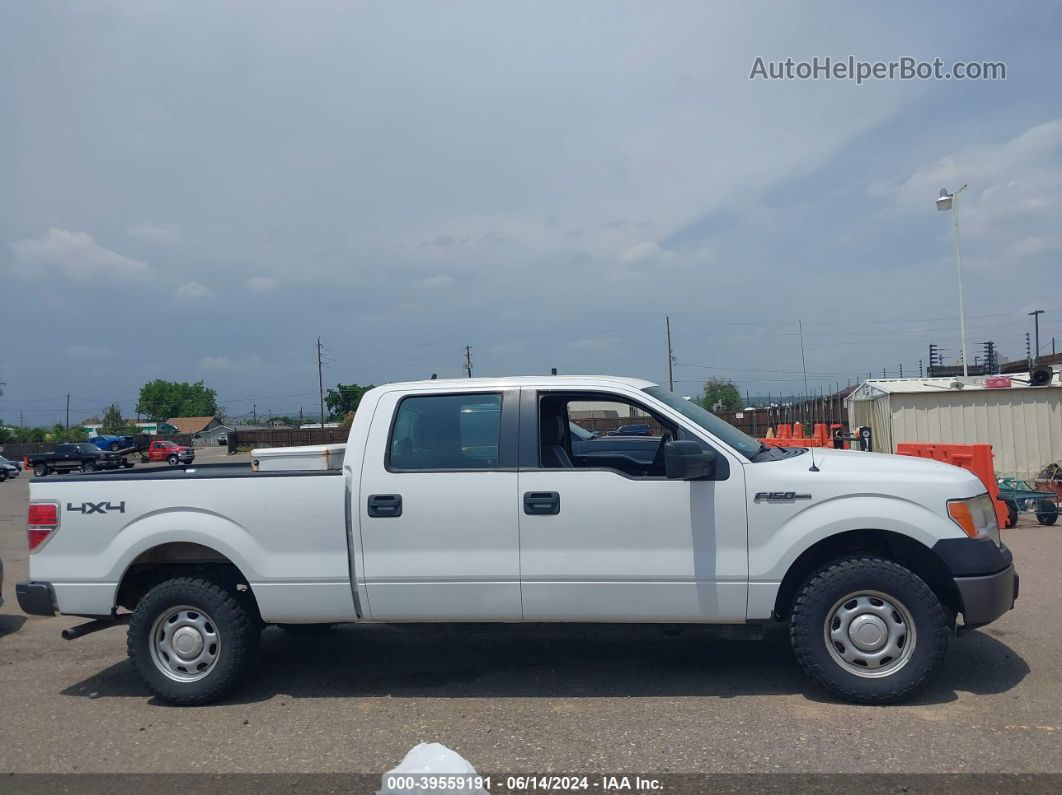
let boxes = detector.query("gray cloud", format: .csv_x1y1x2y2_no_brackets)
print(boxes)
174,281,211,302
127,222,182,243
0,2,1058,420
10,228,151,283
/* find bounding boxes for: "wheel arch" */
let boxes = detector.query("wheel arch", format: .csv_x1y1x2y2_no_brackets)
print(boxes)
773,529,961,622
115,542,262,624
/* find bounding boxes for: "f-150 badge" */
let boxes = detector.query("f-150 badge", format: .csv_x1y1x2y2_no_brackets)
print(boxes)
754,492,811,502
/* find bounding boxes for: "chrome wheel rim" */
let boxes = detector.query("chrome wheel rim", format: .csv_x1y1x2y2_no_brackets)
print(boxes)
824,590,916,678
149,605,221,682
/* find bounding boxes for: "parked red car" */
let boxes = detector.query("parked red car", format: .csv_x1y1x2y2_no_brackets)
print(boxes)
141,440,195,466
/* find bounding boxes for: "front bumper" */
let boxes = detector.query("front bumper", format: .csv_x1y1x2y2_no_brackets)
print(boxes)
954,565,1018,628
16,581,56,616
933,537,1018,627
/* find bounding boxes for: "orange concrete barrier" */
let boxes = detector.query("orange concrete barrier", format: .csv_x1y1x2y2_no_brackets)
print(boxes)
896,443,1008,529
759,424,833,448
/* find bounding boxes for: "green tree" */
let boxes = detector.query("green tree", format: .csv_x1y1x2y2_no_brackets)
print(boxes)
325,383,374,422
136,380,219,422
99,403,137,434
699,377,742,413
49,424,88,443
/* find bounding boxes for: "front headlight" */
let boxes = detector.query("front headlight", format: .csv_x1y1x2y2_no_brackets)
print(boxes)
947,493,1001,545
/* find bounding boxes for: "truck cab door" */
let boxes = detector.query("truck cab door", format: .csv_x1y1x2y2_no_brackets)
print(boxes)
517,388,748,622
356,388,522,620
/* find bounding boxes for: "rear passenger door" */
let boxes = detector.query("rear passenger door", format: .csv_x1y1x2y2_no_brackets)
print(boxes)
357,388,522,620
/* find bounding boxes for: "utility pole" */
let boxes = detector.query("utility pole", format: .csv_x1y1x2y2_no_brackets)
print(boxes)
1030,310,1044,365
20,409,25,429
253,404,257,423
465,345,473,378
299,407,304,427
317,336,325,429
65,394,70,429
798,320,809,403
666,316,675,392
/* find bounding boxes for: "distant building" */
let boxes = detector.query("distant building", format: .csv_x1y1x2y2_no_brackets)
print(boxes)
82,418,168,436
166,416,231,446
847,369,1061,478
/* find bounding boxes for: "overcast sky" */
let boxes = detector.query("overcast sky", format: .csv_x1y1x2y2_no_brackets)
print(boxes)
2,1,1061,424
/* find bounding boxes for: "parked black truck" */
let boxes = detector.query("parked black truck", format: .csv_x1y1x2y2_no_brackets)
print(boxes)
27,443,135,477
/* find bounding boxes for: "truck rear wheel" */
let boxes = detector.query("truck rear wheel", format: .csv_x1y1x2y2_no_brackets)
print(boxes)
128,576,259,705
789,556,949,704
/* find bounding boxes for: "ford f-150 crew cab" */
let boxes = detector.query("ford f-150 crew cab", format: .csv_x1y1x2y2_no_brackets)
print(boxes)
16,375,1018,706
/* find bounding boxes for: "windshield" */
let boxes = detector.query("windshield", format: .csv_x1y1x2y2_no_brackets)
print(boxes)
643,386,762,460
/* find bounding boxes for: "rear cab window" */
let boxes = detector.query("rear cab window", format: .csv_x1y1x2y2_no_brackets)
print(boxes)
388,393,504,471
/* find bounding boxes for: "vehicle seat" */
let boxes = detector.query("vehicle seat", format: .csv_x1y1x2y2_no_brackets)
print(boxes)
540,413,573,468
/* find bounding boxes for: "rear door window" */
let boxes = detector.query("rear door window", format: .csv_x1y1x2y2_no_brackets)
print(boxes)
388,393,502,470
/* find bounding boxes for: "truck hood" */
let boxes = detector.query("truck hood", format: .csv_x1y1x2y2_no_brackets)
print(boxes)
745,447,987,504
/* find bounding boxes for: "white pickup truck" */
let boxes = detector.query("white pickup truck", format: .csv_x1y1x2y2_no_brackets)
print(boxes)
17,376,1017,705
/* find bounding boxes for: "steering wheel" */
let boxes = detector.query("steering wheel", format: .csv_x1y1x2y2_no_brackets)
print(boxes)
650,431,672,473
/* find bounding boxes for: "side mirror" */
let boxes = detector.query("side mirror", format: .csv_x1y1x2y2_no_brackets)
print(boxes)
664,440,717,480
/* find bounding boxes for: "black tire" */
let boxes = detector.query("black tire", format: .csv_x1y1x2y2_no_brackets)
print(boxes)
33,463,48,477
789,556,949,704
1005,501,1019,528
128,576,259,706
0,469,7,482
1036,499,1058,526
167,455,179,466
81,460,98,473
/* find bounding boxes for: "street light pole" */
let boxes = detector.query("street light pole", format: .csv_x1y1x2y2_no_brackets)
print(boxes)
936,185,969,377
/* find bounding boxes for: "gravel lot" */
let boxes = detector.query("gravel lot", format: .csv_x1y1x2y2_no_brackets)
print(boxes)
0,451,1060,777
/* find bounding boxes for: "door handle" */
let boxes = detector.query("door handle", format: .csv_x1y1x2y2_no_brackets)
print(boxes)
367,494,403,518
523,491,560,515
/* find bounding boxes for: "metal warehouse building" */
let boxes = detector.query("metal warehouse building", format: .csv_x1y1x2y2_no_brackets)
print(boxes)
847,370,1062,479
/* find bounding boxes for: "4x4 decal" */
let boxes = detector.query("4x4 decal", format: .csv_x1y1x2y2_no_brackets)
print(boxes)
66,501,126,515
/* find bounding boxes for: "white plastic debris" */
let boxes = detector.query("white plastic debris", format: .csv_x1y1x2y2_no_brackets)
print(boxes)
378,742,490,795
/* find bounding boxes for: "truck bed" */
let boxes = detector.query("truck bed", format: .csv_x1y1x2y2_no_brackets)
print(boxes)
27,463,356,623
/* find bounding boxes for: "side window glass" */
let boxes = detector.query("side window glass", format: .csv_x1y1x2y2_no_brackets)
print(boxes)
540,394,674,476
389,393,502,471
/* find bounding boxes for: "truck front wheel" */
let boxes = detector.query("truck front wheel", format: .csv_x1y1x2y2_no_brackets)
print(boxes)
789,556,949,704
128,576,259,705
34,464,49,477
167,455,179,466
